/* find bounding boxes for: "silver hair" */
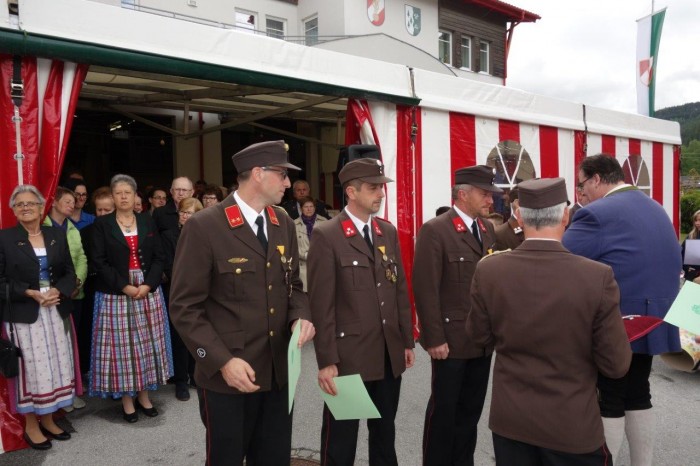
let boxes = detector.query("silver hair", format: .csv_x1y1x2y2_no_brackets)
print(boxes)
519,202,567,229
451,184,472,201
171,176,193,189
110,174,137,192
9,185,46,208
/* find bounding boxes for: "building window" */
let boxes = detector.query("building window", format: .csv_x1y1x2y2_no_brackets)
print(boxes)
235,9,257,34
479,41,490,74
439,30,452,66
266,17,286,39
460,36,472,70
121,0,137,9
304,16,319,45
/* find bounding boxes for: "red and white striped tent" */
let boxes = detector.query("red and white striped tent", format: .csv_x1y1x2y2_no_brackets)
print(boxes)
0,54,86,454
347,69,680,285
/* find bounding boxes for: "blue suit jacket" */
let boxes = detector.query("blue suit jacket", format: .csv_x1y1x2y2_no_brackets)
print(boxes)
563,187,682,354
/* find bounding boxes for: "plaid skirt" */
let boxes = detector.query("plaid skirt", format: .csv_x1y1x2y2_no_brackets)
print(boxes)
88,270,173,398
3,292,76,415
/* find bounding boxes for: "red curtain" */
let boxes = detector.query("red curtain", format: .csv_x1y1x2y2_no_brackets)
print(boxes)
0,55,87,453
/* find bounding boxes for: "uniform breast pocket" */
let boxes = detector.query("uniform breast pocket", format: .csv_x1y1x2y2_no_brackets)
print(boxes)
339,254,371,291
447,250,474,283
216,260,256,298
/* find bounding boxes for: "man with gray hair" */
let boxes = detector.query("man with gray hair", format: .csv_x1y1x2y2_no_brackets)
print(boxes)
413,165,501,466
467,177,631,465
281,179,330,220
153,176,194,233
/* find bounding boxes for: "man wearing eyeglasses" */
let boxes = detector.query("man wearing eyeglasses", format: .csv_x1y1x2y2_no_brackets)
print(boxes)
563,154,682,466
169,140,314,466
153,176,194,233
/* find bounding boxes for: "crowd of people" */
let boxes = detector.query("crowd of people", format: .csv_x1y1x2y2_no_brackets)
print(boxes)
0,141,686,466
0,171,252,448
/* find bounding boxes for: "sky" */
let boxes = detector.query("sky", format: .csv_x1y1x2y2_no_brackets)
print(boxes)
506,0,700,114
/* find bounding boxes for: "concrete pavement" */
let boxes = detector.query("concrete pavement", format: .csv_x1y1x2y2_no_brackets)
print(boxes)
1,344,698,465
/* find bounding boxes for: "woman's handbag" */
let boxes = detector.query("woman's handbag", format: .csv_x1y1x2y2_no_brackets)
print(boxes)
0,281,22,378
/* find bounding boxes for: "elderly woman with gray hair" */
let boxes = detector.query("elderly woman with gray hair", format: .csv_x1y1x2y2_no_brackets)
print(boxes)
0,185,78,449
88,174,172,423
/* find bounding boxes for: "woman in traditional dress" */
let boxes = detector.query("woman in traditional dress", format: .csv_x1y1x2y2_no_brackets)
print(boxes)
0,185,77,449
293,196,326,291
88,174,172,423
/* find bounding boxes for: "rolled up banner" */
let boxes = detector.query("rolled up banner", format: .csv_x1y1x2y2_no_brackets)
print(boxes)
660,328,700,372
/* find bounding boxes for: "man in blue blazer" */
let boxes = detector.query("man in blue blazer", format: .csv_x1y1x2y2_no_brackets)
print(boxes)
563,154,682,466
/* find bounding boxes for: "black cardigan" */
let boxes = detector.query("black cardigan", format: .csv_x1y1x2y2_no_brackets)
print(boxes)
90,212,164,294
0,225,76,323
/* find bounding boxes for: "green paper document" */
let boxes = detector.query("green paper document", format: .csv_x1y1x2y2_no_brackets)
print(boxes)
664,281,700,334
320,374,381,420
287,322,301,413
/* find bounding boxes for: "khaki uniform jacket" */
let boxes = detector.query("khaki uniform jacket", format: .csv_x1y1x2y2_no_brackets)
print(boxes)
169,195,310,394
308,210,414,382
494,218,524,251
467,240,632,454
412,208,496,359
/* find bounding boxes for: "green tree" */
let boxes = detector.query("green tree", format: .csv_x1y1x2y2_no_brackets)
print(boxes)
681,140,700,175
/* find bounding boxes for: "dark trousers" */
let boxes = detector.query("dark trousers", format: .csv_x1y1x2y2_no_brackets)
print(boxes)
321,351,402,466
77,295,93,377
493,433,612,466
422,354,492,466
169,317,195,385
598,353,653,417
197,384,292,466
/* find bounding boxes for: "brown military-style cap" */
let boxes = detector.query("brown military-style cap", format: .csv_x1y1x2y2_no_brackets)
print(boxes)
231,140,301,173
518,178,570,209
454,165,503,193
338,158,393,185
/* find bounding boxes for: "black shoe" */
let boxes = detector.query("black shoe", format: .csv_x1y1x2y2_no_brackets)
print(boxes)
134,400,158,417
23,432,52,450
175,383,190,401
39,425,71,441
122,408,138,423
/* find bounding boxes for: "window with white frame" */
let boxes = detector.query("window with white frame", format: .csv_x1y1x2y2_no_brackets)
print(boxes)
460,36,472,70
235,9,257,34
304,16,318,45
439,30,452,65
121,0,137,9
479,41,490,74
266,17,286,39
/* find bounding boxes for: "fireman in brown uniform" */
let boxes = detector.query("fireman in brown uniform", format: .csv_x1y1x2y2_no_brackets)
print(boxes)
308,158,415,466
169,140,315,466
